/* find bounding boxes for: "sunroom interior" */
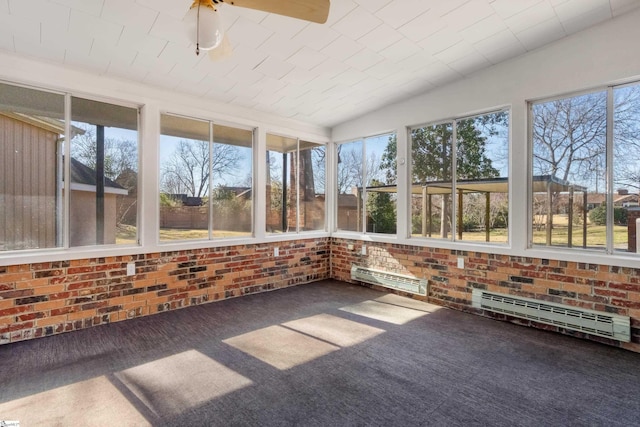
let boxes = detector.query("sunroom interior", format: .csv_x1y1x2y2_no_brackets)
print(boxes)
2,1,640,417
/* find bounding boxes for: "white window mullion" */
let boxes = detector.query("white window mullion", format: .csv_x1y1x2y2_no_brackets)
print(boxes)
606,86,615,253
451,120,458,241
63,93,71,249
209,120,214,240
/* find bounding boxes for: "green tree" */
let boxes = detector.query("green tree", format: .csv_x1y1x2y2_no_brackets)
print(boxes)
367,180,396,234
381,114,505,237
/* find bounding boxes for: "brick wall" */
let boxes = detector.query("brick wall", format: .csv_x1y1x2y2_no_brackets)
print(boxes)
331,238,640,353
3,236,640,353
0,239,329,344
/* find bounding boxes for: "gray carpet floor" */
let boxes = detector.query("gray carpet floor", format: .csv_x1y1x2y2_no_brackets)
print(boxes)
1,280,640,426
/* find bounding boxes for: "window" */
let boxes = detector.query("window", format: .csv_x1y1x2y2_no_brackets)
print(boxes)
530,83,640,253
0,83,64,251
159,114,253,241
336,133,397,234
70,97,139,246
0,82,140,251
266,133,325,233
410,111,509,243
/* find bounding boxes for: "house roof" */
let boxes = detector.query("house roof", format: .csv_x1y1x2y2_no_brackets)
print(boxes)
70,158,128,195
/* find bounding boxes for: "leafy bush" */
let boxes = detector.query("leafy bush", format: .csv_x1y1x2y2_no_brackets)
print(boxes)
588,206,628,226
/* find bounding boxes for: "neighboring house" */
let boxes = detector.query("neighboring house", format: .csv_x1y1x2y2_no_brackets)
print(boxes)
0,112,126,249
69,158,127,246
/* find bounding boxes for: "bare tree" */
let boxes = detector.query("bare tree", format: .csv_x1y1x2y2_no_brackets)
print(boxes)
160,140,242,198
532,92,607,186
71,126,137,180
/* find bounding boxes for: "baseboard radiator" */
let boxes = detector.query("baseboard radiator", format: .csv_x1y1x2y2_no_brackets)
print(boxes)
351,265,427,296
472,289,631,342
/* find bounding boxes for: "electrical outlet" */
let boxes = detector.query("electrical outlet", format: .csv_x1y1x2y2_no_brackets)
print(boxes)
361,245,367,256
127,262,136,276
274,247,279,257
457,257,464,269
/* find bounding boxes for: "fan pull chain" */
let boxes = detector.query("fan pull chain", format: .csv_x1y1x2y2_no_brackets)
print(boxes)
195,1,201,56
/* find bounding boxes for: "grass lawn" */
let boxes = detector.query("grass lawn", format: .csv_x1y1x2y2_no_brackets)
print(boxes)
119,214,633,251
116,225,251,244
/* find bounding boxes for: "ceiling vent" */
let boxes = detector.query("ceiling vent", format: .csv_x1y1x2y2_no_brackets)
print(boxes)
351,265,427,296
472,289,630,342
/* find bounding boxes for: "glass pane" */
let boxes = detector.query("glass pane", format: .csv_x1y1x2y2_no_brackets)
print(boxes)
365,133,396,234
266,133,297,233
299,142,325,231
212,124,253,238
0,83,64,250
456,111,509,243
70,97,138,247
531,91,606,249
410,122,453,239
613,84,640,253
159,114,210,241
336,140,363,232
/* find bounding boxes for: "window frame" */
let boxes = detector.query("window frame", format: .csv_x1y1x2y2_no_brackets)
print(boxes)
159,112,256,243
409,108,510,245
527,81,640,255
265,131,327,235
0,79,143,252
333,132,398,236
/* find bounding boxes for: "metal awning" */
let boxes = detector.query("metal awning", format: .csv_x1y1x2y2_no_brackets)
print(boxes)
364,175,586,194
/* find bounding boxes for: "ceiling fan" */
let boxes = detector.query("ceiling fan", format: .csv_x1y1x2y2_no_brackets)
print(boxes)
184,0,330,58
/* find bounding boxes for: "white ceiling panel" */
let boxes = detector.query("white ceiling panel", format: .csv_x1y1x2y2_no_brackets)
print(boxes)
560,4,611,34
331,7,382,40
9,0,70,26
132,51,176,75
611,0,640,16
226,17,274,50
260,13,309,39
15,36,65,62
118,27,167,57
375,0,432,29
440,0,495,32
106,59,149,82
460,14,509,43
253,56,295,80
134,0,191,19
68,9,123,45
50,0,104,16
356,23,403,52
64,48,110,74
148,12,189,47
515,16,566,51
321,35,363,62
287,47,328,71
0,11,41,38
553,0,609,21
0,0,637,128
505,1,556,33
378,38,422,63
397,10,447,42
344,48,385,71
490,0,544,19
291,23,339,51
258,34,303,61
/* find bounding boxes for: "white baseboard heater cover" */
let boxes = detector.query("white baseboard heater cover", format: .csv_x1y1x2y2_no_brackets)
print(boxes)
351,265,427,296
472,289,630,342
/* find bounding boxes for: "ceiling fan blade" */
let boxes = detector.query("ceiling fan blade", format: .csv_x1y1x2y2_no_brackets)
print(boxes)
208,33,233,61
224,0,330,24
